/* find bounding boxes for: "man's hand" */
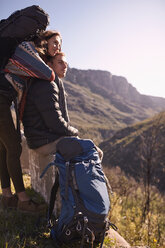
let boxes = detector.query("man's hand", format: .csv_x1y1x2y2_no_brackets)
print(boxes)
69,126,79,136
95,145,103,161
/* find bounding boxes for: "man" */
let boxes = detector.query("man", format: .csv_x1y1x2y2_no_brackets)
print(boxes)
47,52,103,160
23,52,103,160
22,52,78,155
48,51,67,78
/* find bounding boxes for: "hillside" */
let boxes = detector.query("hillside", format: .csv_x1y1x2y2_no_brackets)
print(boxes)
100,111,165,192
64,68,165,143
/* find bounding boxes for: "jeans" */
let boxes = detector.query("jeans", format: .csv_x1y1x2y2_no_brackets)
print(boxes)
0,94,25,193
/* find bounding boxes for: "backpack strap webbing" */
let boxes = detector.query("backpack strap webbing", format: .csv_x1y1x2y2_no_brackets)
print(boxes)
47,170,59,226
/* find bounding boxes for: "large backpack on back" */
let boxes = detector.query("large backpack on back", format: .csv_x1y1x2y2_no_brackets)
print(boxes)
0,5,49,69
41,137,113,248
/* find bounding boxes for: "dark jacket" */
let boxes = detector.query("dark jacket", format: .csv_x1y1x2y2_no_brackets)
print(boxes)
0,73,17,100
22,75,78,149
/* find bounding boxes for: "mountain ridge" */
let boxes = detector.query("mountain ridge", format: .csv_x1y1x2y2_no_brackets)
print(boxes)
66,67,165,109
63,67,165,143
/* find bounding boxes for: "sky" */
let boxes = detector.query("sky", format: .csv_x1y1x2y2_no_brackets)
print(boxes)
1,0,165,98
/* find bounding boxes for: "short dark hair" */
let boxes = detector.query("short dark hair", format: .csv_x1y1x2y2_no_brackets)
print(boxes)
48,51,66,63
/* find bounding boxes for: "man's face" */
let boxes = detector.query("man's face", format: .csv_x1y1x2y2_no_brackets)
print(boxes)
50,54,68,78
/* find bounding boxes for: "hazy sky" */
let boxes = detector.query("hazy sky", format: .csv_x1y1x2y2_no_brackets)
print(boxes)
1,0,165,98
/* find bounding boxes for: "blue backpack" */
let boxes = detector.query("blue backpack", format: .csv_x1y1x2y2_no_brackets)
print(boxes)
41,137,114,248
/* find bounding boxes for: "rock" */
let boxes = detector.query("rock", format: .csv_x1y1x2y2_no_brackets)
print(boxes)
28,149,55,204
107,228,131,247
20,135,55,204
20,134,30,174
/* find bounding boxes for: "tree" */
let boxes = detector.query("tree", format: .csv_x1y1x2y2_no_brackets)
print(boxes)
139,114,163,245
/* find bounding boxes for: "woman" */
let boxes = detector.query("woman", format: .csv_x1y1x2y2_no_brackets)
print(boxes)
0,30,62,213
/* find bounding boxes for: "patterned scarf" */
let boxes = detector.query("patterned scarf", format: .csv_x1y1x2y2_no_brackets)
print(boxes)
4,41,55,103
